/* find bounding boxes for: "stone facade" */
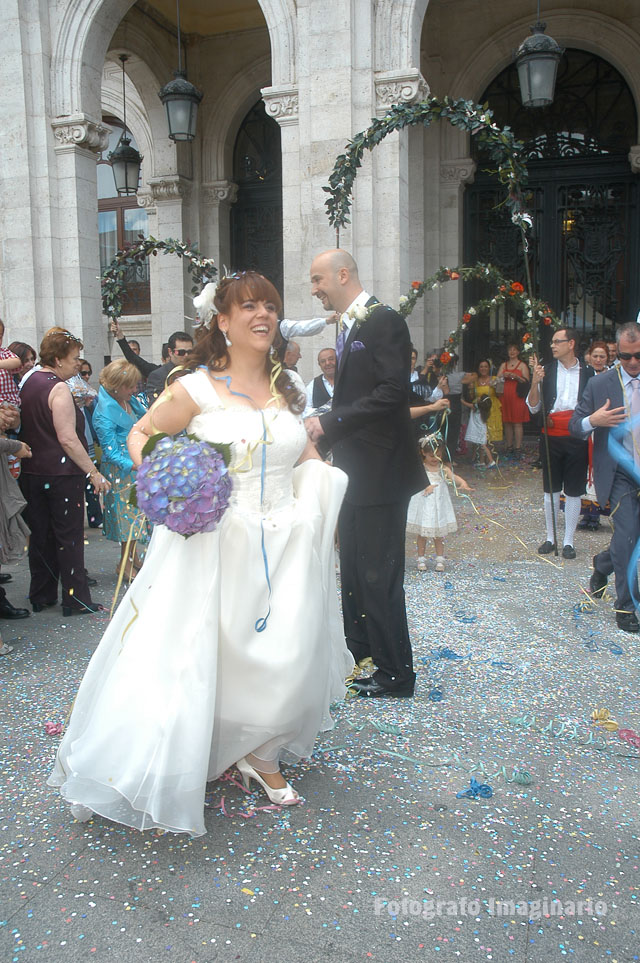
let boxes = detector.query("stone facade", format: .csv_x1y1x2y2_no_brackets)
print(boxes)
0,0,639,379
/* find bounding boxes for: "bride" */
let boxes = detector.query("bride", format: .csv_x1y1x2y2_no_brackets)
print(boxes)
48,271,351,836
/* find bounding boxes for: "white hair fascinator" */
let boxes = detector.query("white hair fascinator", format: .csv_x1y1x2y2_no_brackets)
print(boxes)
193,281,218,328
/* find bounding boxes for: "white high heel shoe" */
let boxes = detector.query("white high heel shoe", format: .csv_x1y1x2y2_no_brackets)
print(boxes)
236,757,301,806
69,803,93,822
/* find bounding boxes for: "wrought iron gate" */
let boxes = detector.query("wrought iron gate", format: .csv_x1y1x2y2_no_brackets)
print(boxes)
463,49,639,367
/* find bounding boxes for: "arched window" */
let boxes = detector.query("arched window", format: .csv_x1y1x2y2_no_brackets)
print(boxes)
97,117,150,315
464,50,639,360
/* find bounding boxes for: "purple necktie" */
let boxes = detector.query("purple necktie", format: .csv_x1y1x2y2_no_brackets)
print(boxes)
336,317,347,363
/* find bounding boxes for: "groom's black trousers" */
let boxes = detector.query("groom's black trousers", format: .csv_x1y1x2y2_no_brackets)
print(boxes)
338,498,415,688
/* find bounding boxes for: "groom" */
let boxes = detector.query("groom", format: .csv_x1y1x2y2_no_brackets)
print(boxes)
305,249,425,697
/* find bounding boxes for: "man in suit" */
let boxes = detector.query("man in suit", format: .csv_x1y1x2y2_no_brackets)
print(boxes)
305,347,336,411
305,249,425,697
145,331,194,404
527,328,593,559
569,322,640,633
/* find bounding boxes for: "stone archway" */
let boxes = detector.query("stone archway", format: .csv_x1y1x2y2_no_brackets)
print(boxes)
51,0,298,125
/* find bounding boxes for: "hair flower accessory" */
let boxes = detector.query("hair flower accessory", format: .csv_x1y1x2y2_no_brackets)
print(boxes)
133,434,232,537
193,281,218,327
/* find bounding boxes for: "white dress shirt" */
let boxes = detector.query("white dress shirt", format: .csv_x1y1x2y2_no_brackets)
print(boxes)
527,359,581,414
305,375,334,409
279,317,327,339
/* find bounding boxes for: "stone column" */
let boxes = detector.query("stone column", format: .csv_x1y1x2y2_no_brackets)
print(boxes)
373,69,430,332
262,83,301,314
629,146,640,173
200,180,239,274
437,158,476,347
144,175,193,356
51,115,110,357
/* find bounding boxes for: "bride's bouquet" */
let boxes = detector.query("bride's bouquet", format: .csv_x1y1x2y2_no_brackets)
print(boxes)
133,434,232,537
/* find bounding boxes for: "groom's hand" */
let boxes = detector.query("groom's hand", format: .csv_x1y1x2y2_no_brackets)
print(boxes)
305,416,325,441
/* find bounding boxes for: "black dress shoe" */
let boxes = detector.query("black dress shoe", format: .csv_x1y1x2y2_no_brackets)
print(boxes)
32,601,57,613
562,545,577,559
0,573,13,584
616,611,639,633
62,602,105,617
589,558,608,598
348,677,414,698
538,540,557,555
0,600,30,619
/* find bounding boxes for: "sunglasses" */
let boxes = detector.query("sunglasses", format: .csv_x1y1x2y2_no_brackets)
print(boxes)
172,348,191,357
80,370,91,377
618,352,640,361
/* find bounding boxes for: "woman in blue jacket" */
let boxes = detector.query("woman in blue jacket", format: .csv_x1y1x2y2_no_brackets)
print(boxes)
93,360,150,579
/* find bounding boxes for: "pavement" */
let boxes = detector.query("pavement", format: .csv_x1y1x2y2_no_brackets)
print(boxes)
1,447,639,963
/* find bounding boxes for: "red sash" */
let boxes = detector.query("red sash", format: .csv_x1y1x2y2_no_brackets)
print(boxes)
542,409,573,437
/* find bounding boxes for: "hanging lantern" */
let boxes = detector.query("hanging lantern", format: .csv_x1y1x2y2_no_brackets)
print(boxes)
158,0,203,142
515,17,563,108
108,55,142,195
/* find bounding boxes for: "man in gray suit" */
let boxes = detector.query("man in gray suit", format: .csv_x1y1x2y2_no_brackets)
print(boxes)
569,322,640,632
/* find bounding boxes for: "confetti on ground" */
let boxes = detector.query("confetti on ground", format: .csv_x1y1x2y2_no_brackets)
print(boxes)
1,453,638,961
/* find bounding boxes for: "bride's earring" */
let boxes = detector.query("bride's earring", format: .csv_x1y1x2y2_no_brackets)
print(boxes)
222,330,232,347
270,346,278,362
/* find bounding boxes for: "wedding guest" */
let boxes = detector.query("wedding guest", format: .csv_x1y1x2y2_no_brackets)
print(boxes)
0,404,30,623
588,341,609,374
93,360,150,580
0,321,22,409
110,320,159,380
7,342,36,383
462,360,500,469
77,360,103,529
527,328,593,559
497,344,530,458
305,347,336,412
19,330,110,615
145,331,194,404
284,340,301,371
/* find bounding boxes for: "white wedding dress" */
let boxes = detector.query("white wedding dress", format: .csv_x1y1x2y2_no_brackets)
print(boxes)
49,371,351,836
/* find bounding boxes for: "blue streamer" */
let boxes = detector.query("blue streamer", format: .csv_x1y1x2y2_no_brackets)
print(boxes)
214,376,273,632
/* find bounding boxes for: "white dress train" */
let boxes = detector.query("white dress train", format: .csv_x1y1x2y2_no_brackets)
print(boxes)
48,371,351,836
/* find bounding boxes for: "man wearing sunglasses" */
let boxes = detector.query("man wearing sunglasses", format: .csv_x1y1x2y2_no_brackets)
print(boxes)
570,322,640,632
527,328,594,560
145,331,194,405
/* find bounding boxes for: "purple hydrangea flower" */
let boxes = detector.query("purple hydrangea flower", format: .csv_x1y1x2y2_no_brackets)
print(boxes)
135,436,232,537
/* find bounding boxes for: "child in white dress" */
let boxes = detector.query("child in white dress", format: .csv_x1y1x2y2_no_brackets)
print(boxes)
407,433,473,572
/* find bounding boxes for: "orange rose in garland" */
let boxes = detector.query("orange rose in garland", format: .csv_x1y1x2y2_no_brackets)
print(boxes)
510,281,525,295
440,351,452,364
411,281,421,290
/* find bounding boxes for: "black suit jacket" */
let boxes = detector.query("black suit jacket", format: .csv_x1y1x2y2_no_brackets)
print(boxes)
319,297,426,505
569,365,627,507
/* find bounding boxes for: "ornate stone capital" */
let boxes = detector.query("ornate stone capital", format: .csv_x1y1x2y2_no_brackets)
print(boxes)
374,69,430,117
629,145,640,173
261,84,299,127
440,158,476,187
51,114,110,154
136,189,156,210
147,175,192,203
202,181,239,206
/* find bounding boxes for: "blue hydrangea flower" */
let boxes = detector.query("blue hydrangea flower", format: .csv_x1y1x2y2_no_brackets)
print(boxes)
135,436,232,537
